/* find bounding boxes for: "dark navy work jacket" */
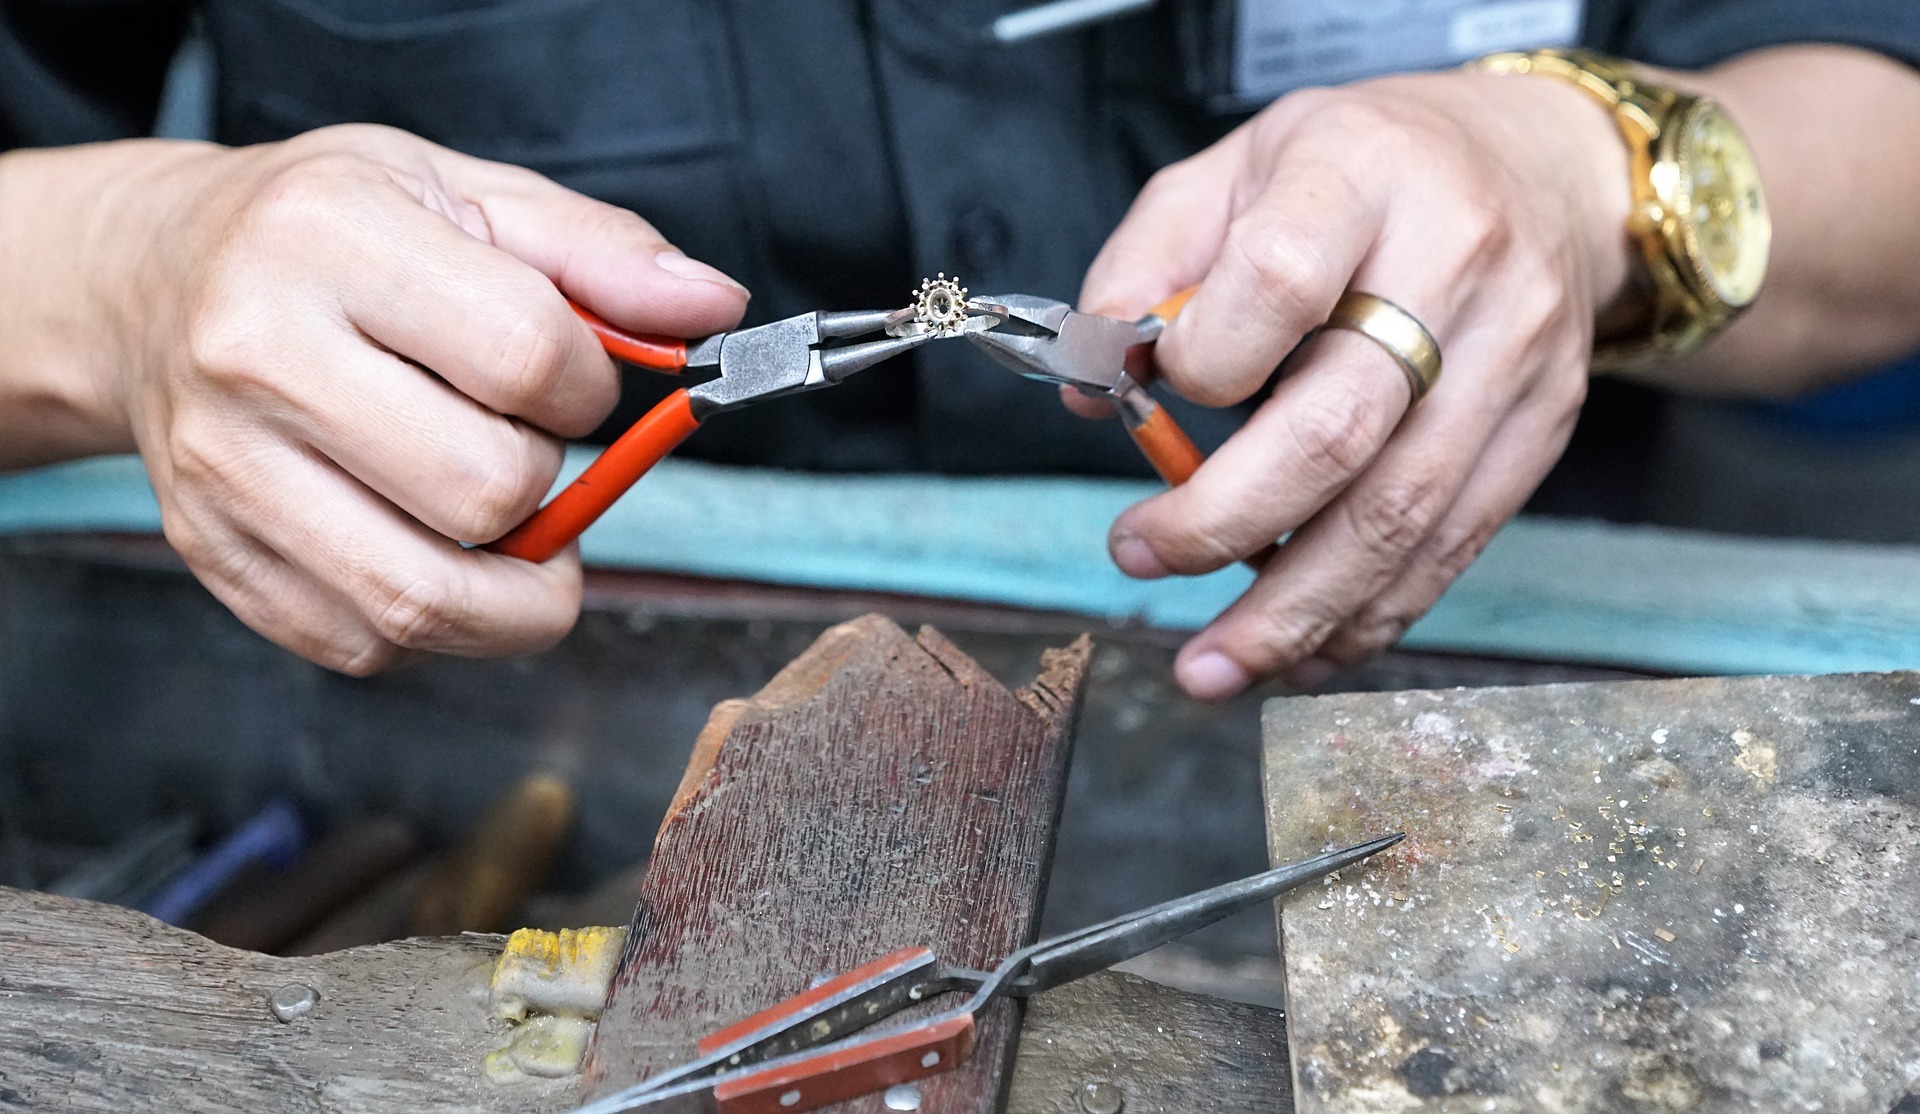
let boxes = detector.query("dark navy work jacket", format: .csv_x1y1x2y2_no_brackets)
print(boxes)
3,1,1917,484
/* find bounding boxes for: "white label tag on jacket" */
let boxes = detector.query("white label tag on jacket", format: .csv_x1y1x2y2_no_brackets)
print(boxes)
1234,0,1583,102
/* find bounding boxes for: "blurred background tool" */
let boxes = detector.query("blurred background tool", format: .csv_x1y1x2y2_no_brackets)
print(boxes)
522,861,646,935
409,772,574,936
45,814,196,907
0,786,34,890
140,798,305,927
284,861,437,956
194,816,419,954
988,0,1156,42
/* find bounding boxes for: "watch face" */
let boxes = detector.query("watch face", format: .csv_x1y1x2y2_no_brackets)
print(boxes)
1673,100,1771,308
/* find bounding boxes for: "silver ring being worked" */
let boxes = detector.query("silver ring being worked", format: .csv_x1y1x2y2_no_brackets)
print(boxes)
1323,292,1443,404
882,305,1004,338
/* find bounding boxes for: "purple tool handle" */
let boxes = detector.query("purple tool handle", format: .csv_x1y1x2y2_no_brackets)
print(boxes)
141,798,306,925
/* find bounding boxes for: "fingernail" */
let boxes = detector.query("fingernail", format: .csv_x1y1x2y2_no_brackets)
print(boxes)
1284,656,1339,692
654,249,748,293
1110,531,1169,579
1178,651,1250,702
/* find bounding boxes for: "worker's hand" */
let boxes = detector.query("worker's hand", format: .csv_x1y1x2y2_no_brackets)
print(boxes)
1080,72,1634,700
97,125,748,673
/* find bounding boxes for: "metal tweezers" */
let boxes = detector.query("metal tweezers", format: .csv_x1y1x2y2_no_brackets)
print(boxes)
573,832,1403,1114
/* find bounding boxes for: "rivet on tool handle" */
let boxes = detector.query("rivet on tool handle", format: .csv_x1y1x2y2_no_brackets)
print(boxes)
697,948,938,1056
712,1013,975,1114
487,388,702,562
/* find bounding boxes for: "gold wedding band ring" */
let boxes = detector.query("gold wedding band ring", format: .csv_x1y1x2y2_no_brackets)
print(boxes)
1324,292,1443,403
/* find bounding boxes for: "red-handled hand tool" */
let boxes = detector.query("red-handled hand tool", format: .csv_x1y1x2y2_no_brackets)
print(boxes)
964,287,1281,567
964,288,1204,485
488,305,936,563
571,832,1402,1114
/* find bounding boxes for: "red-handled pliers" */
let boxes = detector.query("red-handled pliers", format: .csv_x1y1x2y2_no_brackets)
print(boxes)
488,305,932,562
963,287,1279,568
965,288,1204,485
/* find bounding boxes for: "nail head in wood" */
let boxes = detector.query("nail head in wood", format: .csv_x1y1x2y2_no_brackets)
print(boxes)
268,983,317,1023
1078,1079,1124,1113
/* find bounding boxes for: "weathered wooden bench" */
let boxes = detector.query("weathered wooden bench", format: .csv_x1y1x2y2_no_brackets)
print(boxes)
1,615,1290,1112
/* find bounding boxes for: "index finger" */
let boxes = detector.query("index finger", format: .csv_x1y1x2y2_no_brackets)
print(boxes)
1153,154,1390,407
458,158,749,339
336,186,622,439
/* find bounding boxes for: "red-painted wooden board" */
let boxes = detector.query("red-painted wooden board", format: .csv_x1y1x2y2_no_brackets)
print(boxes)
582,614,1092,1111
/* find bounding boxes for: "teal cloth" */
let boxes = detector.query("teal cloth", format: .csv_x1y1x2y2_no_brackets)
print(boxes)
6,452,1920,677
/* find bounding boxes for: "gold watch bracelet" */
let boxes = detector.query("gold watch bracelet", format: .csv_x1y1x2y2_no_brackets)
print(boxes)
1469,49,1725,370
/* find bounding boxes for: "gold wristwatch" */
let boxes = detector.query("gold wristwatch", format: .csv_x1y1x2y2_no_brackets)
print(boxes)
1471,49,1771,369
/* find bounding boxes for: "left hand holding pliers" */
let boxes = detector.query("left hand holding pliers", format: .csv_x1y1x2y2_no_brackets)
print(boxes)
489,304,945,562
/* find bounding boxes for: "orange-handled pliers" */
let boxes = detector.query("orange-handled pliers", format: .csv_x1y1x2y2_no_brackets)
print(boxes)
488,305,932,562
964,288,1204,485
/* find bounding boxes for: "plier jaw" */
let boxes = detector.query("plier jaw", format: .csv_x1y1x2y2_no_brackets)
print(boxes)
685,310,932,418
963,293,1156,398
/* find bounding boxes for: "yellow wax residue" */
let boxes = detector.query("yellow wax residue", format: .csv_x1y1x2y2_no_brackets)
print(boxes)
484,925,628,1086
484,1015,596,1084
490,926,628,1022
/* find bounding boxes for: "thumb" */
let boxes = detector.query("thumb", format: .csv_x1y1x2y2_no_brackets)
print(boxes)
452,159,750,340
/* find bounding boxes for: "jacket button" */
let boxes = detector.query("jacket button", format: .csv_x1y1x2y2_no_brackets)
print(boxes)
949,205,1014,275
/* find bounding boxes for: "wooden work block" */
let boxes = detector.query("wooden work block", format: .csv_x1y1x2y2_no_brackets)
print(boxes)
1264,671,1920,1112
0,891,1278,1113
583,615,1092,1111
1008,970,1292,1113
0,888,575,1111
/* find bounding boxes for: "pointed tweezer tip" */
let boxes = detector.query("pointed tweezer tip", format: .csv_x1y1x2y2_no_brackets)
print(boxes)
1326,831,1405,867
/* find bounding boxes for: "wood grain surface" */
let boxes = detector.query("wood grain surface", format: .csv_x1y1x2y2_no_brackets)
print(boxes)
582,614,1092,1111
0,887,571,1112
0,882,1278,1113
1008,970,1291,1113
